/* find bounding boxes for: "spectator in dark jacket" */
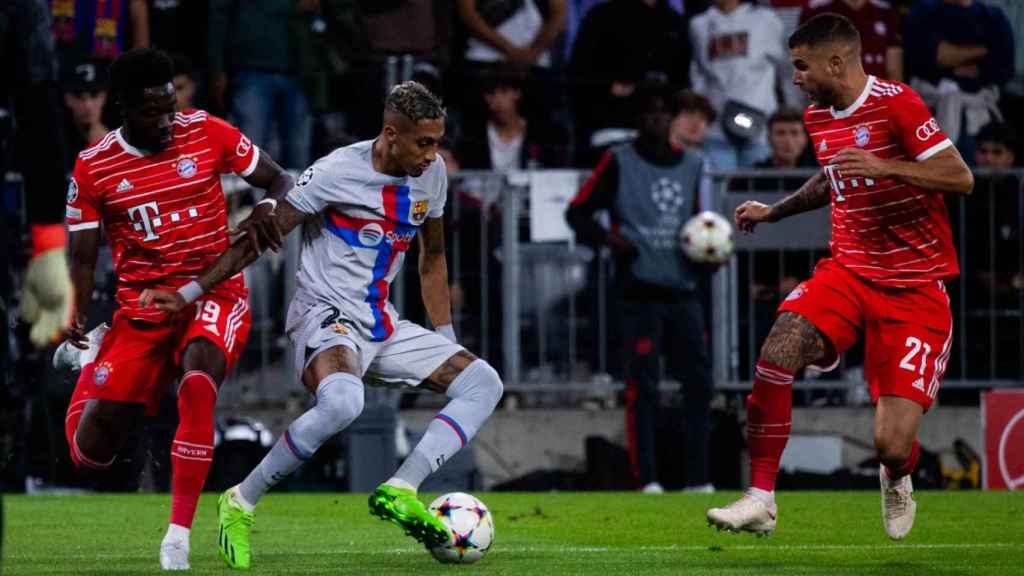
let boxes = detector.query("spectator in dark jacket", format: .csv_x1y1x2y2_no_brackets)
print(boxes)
568,0,690,166
457,69,570,170
905,0,1015,94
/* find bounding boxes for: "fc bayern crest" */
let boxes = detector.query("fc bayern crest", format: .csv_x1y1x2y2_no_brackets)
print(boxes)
94,362,112,385
176,156,198,178
854,126,871,147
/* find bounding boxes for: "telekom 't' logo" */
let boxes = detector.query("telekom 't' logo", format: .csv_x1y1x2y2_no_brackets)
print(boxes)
128,201,161,241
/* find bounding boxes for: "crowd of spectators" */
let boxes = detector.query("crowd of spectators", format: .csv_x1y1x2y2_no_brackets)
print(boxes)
29,0,1017,177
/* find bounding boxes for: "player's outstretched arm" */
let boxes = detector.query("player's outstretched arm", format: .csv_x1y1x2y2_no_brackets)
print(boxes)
140,200,307,313
230,153,295,252
418,217,454,338
735,169,829,233
831,146,973,195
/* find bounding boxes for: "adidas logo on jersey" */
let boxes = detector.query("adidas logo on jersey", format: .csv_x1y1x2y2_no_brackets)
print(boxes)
117,179,133,193
819,140,828,152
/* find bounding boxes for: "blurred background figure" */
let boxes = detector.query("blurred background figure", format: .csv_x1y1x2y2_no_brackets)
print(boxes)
344,0,453,140
2,0,72,562
689,0,789,170
799,0,904,82
51,0,150,63
974,121,1018,169
207,0,318,169
669,89,715,153
458,0,566,71
961,121,1021,372
565,81,715,495
457,67,569,170
905,0,1015,149
755,108,815,171
171,52,196,112
456,0,568,161
60,58,109,171
568,0,690,167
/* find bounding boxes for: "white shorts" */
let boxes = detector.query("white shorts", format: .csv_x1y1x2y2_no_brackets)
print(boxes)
286,299,464,387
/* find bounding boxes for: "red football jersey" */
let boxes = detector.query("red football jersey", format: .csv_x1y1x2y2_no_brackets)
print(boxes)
66,110,256,321
805,75,960,288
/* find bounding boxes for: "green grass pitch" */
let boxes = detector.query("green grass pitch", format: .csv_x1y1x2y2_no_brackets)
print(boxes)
4,491,1022,575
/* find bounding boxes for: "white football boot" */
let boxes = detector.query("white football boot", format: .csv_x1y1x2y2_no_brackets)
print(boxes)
641,482,665,495
880,467,917,540
159,525,191,571
706,490,777,536
52,323,108,371
159,539,190,571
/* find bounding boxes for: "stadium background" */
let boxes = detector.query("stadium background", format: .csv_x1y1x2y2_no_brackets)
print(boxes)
2,1,1024,571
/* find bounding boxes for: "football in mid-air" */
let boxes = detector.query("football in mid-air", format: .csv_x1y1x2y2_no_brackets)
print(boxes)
427,492,494,564
680,211,734,265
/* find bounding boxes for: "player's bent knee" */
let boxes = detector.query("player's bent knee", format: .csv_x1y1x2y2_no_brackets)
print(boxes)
874,433,912,468
476,360,504,408
69,430,115,470
317,372,364,431
450,359,503,411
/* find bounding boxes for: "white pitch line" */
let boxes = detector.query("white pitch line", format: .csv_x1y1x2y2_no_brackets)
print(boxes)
9,542,1021,561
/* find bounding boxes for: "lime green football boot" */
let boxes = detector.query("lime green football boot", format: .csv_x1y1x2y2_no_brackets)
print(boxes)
218,487,255,569
368,484,451,548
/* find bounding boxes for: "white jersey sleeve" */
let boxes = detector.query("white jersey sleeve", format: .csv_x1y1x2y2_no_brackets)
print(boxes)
427,155,448,219
287,160,340,215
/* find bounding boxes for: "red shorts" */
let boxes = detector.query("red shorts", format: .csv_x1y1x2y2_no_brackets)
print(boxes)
73,294,251,416
778,258,952,411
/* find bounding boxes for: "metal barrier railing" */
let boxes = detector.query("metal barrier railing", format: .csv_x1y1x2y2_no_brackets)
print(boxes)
8,167,1020,400
708,168,1024,391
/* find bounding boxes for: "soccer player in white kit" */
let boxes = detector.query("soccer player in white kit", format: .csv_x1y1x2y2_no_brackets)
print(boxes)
141,81,503,569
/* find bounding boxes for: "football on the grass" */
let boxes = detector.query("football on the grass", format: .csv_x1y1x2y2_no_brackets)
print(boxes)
680,210,734,264
427,492,494,564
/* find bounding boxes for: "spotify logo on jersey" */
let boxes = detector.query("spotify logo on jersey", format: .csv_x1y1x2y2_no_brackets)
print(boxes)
359,223,385,246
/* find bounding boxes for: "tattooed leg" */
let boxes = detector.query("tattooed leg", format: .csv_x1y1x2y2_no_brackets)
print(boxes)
741,312,831,494
759,312,831,372
422,350,478,393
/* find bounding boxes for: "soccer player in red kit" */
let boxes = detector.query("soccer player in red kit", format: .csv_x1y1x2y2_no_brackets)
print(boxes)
706,14,973,540
59,49,293,570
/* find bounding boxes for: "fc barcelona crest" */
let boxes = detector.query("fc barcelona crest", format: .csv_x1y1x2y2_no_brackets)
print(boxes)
412,200,429,223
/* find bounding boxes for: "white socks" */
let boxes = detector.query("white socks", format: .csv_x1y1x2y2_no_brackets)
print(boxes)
392,360,503,490
238,372,364,506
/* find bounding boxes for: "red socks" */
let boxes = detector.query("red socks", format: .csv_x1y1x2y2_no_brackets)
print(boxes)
170,371,218,528
885,439,921,480
747,361,795,492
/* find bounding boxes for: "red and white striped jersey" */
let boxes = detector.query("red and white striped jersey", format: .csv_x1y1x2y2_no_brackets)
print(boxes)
806,75,960,287
65,110,256,322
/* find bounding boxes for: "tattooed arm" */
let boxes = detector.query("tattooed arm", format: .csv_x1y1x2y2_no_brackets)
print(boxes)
734,170,830,233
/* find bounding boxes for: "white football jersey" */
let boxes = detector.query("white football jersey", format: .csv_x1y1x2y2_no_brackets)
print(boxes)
285,140,447,342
